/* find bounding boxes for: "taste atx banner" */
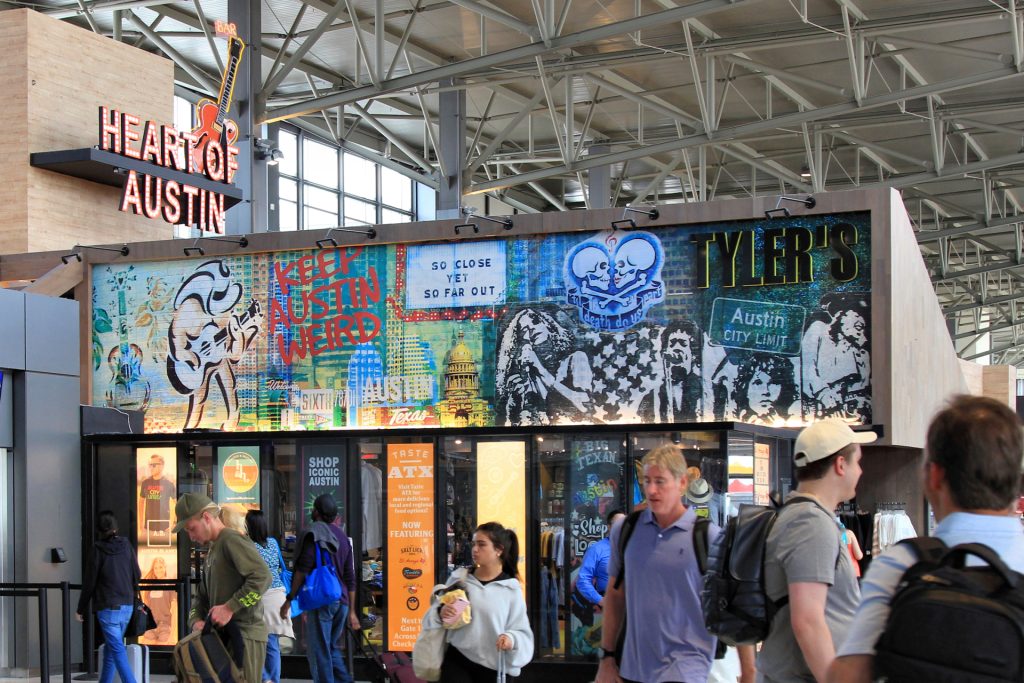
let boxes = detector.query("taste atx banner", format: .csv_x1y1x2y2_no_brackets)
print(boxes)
91,212,872,432
386,443,435,651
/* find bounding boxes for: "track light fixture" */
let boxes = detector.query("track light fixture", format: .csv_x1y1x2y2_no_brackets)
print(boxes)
253,138,284,165
611,219,637,231
454,223,480,235
182,235,249,257
314,226,378,249
624,205,660,220
60,244,130,264
764,195,816,219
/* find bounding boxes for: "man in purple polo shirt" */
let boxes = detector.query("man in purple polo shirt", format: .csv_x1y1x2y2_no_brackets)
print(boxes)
281,494,360,683
596,445,756,683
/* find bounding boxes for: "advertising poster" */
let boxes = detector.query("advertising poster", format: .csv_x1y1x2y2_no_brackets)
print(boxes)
567,439,623,657
753,443,771,506
135,447,178,646
300,447,345,526
91,212,873,433
215,446,260,507
386,443,435,651
477,442,526,597
137,447,177,545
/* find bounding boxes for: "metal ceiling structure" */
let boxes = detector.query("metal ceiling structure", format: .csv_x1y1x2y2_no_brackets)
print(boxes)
10,0,1024,366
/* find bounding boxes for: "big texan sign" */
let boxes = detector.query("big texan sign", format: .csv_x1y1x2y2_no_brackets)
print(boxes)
99,35,245,234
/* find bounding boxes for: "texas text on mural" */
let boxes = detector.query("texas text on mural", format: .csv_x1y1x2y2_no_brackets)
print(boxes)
98,106,238,234
566,232,666,332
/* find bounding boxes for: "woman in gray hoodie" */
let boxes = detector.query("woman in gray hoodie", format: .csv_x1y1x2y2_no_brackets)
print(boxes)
428,522,534,682
77,511,142,683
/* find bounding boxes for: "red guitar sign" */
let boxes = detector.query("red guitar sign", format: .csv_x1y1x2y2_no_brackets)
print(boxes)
191,35,245,176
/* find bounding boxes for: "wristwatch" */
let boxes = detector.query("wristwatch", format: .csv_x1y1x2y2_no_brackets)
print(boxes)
598,648,616,660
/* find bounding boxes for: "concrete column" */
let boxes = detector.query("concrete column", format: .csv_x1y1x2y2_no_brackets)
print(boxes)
436,78,466,220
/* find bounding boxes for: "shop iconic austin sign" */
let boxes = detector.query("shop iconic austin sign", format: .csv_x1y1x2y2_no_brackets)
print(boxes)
98,36,245,234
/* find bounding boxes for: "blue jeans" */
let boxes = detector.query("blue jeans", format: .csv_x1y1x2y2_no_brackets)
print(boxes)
263,633,280,683
98,604,136,683
305,601,352,683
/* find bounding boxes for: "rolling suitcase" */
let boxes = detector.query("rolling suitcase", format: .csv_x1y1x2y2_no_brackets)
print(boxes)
98,643,149,683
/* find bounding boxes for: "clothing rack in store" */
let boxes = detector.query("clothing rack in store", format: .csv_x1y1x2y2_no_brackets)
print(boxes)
876,501,905,511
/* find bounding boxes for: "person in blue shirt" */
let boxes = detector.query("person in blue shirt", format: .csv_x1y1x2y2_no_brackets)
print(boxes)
571,508,625,628
828,395,1024,683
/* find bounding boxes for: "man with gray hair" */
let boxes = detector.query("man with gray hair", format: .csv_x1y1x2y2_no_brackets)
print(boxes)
596,445,755,683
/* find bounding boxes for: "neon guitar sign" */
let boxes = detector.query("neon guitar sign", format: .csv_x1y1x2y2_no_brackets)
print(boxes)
98,33,245,234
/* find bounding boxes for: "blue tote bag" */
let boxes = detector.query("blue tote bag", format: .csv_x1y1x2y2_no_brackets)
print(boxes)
297,541,342,611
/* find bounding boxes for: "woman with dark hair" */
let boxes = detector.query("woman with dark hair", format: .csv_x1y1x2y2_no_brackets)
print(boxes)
245,509,294,683
76,511,141,683
733,354,798,425
422,522,534,682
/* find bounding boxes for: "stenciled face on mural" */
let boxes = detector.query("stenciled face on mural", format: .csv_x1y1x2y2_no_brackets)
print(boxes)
747,370,782,418
838,309,868,349
664,328,696,373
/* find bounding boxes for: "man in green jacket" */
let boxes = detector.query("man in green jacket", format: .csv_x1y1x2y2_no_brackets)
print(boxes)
174,493,271,683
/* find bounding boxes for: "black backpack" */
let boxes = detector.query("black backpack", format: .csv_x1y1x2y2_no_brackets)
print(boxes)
700,498,808,645
874,538,1024,683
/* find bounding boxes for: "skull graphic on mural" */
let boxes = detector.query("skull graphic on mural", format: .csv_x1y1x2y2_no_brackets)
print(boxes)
613,236,656,291
572,245,612,292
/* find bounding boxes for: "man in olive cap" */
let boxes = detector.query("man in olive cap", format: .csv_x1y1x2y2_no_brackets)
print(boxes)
174,493,271,683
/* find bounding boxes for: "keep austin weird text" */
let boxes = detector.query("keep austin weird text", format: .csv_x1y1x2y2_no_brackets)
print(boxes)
268,248,383,363
98,107,239,234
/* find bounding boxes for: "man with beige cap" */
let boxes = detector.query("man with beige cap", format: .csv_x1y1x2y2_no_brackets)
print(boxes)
174,492,271,683
757,419,876,683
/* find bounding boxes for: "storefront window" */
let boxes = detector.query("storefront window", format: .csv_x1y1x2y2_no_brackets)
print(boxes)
536,434,626,661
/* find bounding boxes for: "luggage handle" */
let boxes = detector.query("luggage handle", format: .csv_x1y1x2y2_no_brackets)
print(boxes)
942,542,1020,588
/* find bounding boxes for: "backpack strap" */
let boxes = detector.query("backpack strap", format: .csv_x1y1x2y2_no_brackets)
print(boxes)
899,536,948,564
611,510,643,591
693,517,710,575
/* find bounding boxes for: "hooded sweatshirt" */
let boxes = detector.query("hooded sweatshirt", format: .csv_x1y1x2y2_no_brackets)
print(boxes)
77,535,140,614
421,567,535,676
294,521,356,604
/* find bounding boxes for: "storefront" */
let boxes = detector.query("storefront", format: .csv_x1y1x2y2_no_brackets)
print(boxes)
83,422,793,677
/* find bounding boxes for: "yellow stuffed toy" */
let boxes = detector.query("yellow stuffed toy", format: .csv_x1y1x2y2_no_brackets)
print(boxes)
439,588,472,629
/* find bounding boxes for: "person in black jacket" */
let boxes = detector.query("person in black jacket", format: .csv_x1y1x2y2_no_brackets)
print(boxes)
77,511,141,683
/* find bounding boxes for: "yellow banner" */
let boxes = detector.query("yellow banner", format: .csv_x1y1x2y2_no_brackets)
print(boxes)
477,442,526,597
386,443,435,651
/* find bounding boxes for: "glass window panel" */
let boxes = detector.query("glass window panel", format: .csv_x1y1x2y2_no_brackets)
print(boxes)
304,184,339,212
380,167,412,210
304,206,338,230
303,137,339,188
381,208,412,225
280,178,297,202
344,153,377,199
278,130,298,177
279,200,298,231
173,96,193,135
416,183,436,221
344,197,376,225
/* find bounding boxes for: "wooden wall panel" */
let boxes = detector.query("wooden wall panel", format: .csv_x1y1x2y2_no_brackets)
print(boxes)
0,11,30,255
0,9,176,255
982,365,1015,408
885,190,967,448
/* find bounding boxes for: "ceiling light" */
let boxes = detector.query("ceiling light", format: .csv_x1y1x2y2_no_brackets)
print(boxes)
800,164,812,179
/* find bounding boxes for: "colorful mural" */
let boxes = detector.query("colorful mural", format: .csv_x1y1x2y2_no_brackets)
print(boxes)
91,212,873,432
